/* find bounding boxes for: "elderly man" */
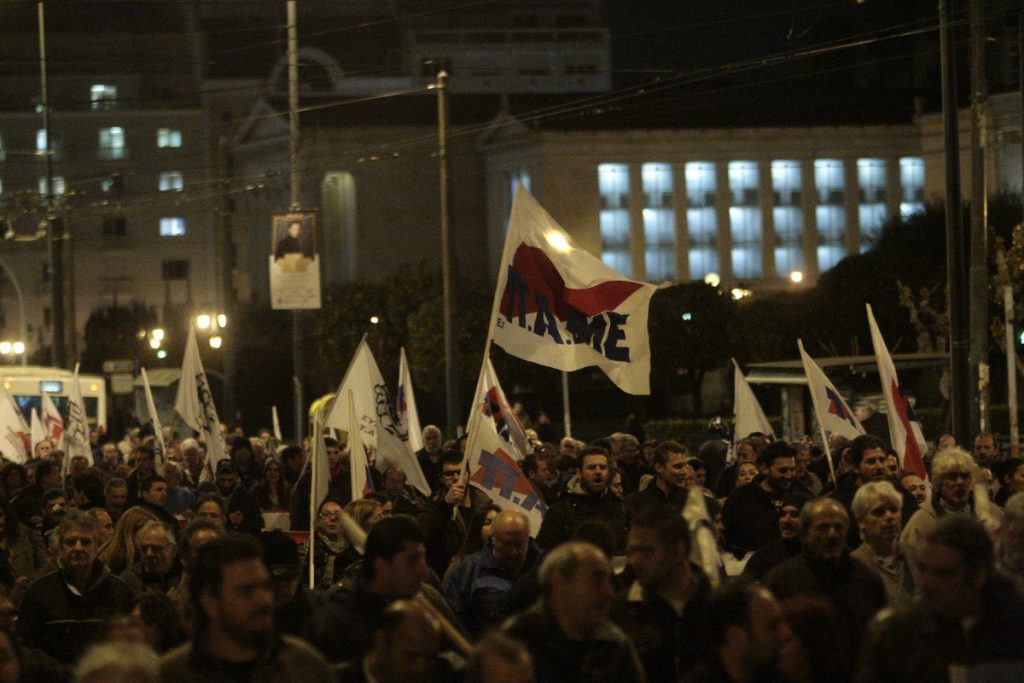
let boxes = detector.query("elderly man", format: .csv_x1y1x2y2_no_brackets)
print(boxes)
120,520,181,597
857,516,1024,682
611,504,712,681
765,497,886,663
160,534,332,680
466,633,535,683
445,510,540,637
18,510,133,662
415,425,444,489
503,542,644,683
850,481,915,605
900,447,1001,573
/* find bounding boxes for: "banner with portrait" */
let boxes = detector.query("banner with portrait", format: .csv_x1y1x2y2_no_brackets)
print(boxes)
270,211,322,310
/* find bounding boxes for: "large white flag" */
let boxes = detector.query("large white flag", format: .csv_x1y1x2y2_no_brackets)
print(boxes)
397,347,423,453
0,385,29,464
40,392,63,443
140,368,167,466
348,389,376,501
733,358,774,440
324,338,431,496
63,364,93,477
464,358,547,535
798,340,865,442
489,184,661,395
866,304,927,479
174,327,226,477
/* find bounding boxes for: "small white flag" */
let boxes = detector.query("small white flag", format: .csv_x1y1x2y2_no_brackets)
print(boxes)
732,358,774,440
397,347,423,453
40,392,63,443
272,405,283,442
63,364,93,478
174,327,226,479
0,385,29,464
30,409,45,456
141,367,167,466
798,340,865,442
349,390,376,500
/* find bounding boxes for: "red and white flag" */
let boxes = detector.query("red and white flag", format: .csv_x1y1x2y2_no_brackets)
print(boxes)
396,347,423,454
40,392,63,443
490,184,661,395
30,408,45,456
866,304,927,479
464,358,546,535
0,385,29,464
733,359,774,440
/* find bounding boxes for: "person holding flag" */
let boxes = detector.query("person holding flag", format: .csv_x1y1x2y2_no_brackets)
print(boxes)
174,327,226,481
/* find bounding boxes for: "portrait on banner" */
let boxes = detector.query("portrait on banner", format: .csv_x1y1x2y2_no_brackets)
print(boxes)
269,211,322,310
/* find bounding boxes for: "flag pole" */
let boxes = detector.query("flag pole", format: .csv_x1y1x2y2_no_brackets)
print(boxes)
561,370,572,438
308,403,323,590
797,341,837,484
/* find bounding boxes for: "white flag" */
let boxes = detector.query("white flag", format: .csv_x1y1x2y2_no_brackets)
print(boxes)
682,487,722,589
348,389,376,500
324,338,431,496
308,404,330,590
141,367,167,466
798,340,865,442
464,358,547,535
732,358,774,440
866,304,927,479
30,409,45,456
174,327,226,477
397,347,423,453
63,364,93,478
272,405,283,442
0,385,29,464
490,184,661,395
40,392,63,443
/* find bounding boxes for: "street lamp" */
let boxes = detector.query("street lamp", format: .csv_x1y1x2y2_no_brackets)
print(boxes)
0,339,26,363
194,311,227,349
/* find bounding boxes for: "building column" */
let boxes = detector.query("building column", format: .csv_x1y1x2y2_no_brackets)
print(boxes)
673,162,690,281
844,158,860,257
759,160,776,280
801,159,819,279
628,164,646,281
716,162,733,283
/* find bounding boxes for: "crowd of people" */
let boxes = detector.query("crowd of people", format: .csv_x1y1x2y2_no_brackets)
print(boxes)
0,418,1021,682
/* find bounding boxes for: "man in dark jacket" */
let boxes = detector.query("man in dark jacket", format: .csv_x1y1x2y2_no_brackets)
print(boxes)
537,447,628,552
627,441,689,514
765,498,886,665
742,491,810,579
611,504,712,681
856,515,1024,683
18,509,133,662
722,441,797,553
214,460,264,536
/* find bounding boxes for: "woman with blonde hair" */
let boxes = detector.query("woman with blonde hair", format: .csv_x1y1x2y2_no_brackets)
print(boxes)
344,497,387,532
98,506,159,575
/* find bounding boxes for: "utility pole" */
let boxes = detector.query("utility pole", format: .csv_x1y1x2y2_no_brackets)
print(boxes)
287,0,304,442
436,69,459,437
940,0,970,446
38,1,65,369
969,0,989,436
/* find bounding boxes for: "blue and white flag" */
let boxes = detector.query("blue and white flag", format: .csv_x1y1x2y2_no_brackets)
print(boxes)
798,340,865,442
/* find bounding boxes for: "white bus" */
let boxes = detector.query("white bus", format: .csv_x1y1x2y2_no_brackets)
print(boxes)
0,365,107,432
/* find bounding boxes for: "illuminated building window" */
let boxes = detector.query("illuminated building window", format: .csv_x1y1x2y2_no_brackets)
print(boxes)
858,158,886,250
90,84,117,111
815,159,846,272
642,163,675,282
772,160,803,276
159,171,183,192
159,217,185,237
598,163,631,276
685,162,717,280
729,161,761,279
157,128,182,148
98,127,126,160
899,157,925,219
38,176,65,197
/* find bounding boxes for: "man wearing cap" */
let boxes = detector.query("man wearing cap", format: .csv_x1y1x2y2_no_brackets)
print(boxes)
215,460,263,537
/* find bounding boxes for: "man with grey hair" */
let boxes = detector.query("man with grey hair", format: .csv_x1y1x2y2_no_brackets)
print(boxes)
416,425,444,489
503,541,644,683
466,632,535,683
765,497,886,664
850,481,914,604
76,641,160,683
444,509,540,637
120,520,181,597
18,509,133,662
900,447,1001,573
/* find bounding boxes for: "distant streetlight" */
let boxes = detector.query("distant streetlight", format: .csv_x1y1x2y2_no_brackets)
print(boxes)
789,270,804,284
196,314,212,330
370,315,380,325
210,335,223,349
704,272,721,287
730,287,752,301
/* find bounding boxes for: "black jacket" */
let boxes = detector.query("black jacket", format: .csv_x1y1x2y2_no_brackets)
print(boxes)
721,483,787,553
18,561,133,662
536,478,629,552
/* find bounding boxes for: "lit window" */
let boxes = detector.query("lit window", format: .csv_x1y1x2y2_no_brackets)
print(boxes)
159,217,186,237
858,158,886,250
157,128,182,148
598,163,631,277
772,160,803,276
899,157,925,219
38,176,65,196
98,127,126,160
729,161,761,279
90,84,117,111
685,162,718,280
642,163,675,282
815,159,846,272
510,170,531,196
159,171,184,192
36,130,48,153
